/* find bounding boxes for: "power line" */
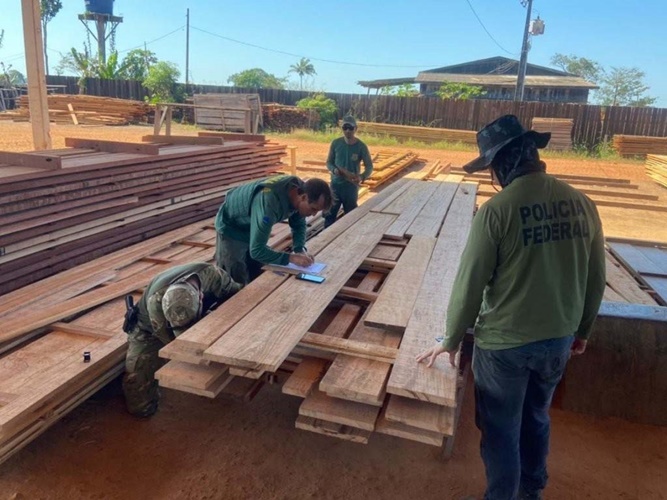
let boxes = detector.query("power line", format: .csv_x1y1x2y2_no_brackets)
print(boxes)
116,25,185,54
191,25,445,69
463,0,516,56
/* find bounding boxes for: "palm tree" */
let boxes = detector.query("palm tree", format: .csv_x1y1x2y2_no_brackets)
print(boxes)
289,57,316,90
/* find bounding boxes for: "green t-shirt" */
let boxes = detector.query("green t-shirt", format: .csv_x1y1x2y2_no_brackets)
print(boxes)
442,172,606,351
214,175,307,266
326,137,373,186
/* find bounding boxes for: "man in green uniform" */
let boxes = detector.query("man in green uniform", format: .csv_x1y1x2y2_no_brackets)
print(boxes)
122,262,241,417
324,115,373,228
214,175,332,285
417,115,606,500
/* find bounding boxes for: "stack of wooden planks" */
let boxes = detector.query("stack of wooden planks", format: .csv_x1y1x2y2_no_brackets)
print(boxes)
613,135,667,158
263,103,318,132
531,117,573,150
0,213,327,465
355,121,477,145
363,151,420,187
158,177,477,449
646,154,667,189
450,167,667,214
0,94,151,125
0,136,284,294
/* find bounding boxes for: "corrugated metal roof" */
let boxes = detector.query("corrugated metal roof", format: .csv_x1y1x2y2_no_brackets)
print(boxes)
416,72,598,89
356,77,416,89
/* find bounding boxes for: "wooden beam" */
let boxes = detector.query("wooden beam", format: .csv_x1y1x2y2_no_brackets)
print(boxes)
299,389,380,431
20,0,51,150
336,286,378,302
0,152,61,170
50,322,116,339
64,138,161,155
141,135,224,145
295,416,370,444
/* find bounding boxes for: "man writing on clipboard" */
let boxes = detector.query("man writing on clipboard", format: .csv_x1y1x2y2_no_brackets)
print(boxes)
214,175,332,285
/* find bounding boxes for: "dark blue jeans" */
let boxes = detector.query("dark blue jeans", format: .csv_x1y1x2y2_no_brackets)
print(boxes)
473,335,574,500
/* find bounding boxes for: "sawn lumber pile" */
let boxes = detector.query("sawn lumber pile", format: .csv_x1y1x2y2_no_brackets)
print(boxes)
0,134,283,294
646,154,667,189
531,117,573,150
449,167,667,214
613,134,667,158
0,213,326,465
355,121,477,145
158,177,476,448
0,94,151,125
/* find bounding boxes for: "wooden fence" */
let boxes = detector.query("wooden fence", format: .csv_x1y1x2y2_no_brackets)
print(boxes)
44,76,667,149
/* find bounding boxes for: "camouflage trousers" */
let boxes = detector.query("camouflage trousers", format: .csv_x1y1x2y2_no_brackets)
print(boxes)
214,232,263,286
122,327,166,417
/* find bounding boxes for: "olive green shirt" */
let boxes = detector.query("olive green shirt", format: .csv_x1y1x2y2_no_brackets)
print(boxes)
136,262,240,344
442,172,606,351
214,175,307,266
326,137,373,186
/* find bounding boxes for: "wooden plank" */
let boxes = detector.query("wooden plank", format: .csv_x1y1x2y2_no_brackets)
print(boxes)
365,236,436,332
386,183,477,405
405,181,459,238
299,389,380,431
0,151,60,170
380,181,431,215
298,333,397,363
142,134,224,145
64,138,161,155
50,322,116,339
155,360,229,391
605,254,657,305
644,276,667,304
369,179,414,213
66,103,79,125
383,182,439,240
295,416,370,444
336,287,378,302
385,395,455,435
368,244,403,261
283,358,330,398
609,242,665,276
203,212,396,372
375,409,445,447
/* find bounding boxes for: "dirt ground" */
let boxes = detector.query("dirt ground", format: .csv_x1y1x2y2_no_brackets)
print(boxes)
1,121,667,499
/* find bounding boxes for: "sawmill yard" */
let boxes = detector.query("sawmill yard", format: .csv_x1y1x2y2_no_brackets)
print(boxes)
1,120,667,500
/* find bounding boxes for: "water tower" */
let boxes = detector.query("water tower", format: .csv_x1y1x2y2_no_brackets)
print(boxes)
78,0,123,64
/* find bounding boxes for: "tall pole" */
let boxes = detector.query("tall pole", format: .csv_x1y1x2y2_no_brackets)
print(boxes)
185,8,190,90
96,17,107,64
514,0,533,102
21,0,51,150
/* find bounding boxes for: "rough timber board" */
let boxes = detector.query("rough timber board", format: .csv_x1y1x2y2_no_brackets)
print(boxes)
295,416,370,444
368,244,403,261
386,183,477,406
644,276,667,304
319,312,401,406
385,395,455,435
283,358,329,398
375,410,445,447
299,389,380,431
364,235,436,332
155,360,228,390
383,182,439,240
369,180,414,213
405,181,459,238
203,212,396,372
379,181,432,215
605,254,657,305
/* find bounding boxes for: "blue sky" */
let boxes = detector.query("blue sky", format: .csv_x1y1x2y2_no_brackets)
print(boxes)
2,0,666,106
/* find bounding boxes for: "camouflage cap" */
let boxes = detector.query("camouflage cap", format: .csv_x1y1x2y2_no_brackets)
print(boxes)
462,114,550,174
162,282,201,335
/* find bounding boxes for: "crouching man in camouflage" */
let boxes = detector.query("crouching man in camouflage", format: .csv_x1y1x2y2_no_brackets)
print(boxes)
122,262,242,417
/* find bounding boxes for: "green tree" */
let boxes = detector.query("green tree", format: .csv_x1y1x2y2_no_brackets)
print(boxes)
0,65,26,86
55,47,96,93
378,84,419,96
40,0,63,75
96,51,123,79
227,68,285,89
288,57,316,90
119,49,158,80
296,93,338,127
550,54,604,84
435,82,485,100
143,61,181,103
597,67,656,107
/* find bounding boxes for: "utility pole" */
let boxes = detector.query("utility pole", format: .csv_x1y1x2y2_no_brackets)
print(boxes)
514,0,533,102
185,8,190,91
